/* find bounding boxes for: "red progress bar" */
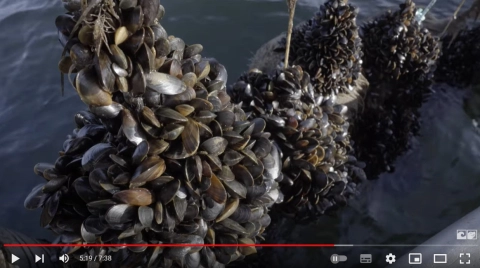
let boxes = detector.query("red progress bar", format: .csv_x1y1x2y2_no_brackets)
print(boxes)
4,244,335,247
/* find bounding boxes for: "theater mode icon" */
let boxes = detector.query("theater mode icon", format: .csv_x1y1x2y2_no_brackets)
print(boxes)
434,254,447,264
457,230,477,240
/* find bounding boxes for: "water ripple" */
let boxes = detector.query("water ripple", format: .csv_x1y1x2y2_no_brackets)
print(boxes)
0,0,58,22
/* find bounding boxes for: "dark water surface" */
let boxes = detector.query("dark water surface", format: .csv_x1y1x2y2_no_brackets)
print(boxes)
1,0,479,267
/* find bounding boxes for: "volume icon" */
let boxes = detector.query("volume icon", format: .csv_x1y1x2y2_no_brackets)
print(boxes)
59,254,69,263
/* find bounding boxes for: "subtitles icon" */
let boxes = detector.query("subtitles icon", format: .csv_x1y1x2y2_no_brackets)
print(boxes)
409,253,422,264
457,230,477,240
360,254,372,264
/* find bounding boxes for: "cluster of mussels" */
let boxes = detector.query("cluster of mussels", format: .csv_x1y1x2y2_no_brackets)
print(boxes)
228,66,365,219
25,0,284,267
352,0,441,178
278,0,363,97
435,25,480,87
361,0,440,84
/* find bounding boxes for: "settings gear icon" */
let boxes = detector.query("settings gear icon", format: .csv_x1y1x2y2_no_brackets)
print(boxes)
386,253,396,264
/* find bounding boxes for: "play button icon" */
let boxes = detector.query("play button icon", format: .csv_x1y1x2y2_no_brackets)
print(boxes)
11,254,19,263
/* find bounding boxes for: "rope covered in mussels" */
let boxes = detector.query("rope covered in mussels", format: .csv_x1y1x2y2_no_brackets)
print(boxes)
352,0,440,179
228,66,365,219
435,25,480,87
277,0,363,97
26,0,284,267
361,0,440,85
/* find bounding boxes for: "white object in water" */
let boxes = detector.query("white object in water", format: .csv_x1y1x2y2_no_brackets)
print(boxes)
415,0,438,23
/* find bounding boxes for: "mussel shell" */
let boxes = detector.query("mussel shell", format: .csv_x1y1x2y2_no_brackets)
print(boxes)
122,109,147,145
158,179,180,204
139,0,160,26
81,143,117,172
110,44,129,69
62,0,81,12
146,72,187,95
113,188,153,206
74,110,99,127
105,204,137,225
207,58,228,85
158,59,182,78
54,155,76,173
130,157,166,187
144,26,155,48
216,198,239,222
40,191,61,228
90,102,123,118
34,163,55,177
121,28,145,55
137,43,155,73
112,62,129,77
58,56,75,74
43,176,68,193
151,24,167,41
115,26,130,45
138,205,154,227
83,216,108,235
130,62,147,96
24,183,50,209
70,43,93,69
195,60,210,80
184,44,203,59
64,136,94,155
124,5,144,33
155,38,171,57
157,4,165,20
75,67,113,107
76,124,107,141
78,24,94,46
119,0,137,9
132,140,150,165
